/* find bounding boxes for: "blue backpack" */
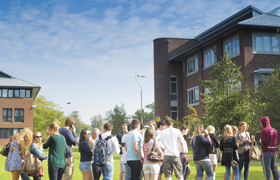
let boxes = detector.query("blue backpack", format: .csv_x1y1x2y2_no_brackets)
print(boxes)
93,134,113,167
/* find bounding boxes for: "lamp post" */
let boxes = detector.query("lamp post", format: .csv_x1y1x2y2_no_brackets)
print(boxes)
66,102,71,117
135,74,146,123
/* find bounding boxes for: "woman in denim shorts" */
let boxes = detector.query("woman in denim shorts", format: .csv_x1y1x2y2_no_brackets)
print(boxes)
79,129,94,180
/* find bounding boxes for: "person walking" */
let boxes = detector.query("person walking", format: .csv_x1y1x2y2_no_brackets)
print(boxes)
237,121,255,180
125,119,143,180
43,120,66,180
79,129,94,180
5,128,33,180
143,127,163,180
191,124,213,180
259,116,279,180
206,126,219,180
29,131,48,180
89,128,101,180
116,121,129,180
59,117,77,180
179,125,189,180
156,118,186,180
93,122,120,180
220,125,239,180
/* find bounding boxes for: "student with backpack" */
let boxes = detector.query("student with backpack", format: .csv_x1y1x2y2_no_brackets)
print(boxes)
93,123,120,180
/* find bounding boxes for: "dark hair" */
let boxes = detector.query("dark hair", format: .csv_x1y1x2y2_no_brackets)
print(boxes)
140,122,144,130
144,128,155,143
79,129,89,152
122,121,129,126
157,120,165,128
180,125,189,132
131,119,140,130
127,124,131,131
165,118,173,126
65,117,75,126
103,122,113,131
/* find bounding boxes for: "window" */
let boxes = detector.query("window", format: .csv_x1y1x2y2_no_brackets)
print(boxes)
171,107,178,120
0,89,1,97
0,128,23,139
15,109,24,122
14,90,20,97
204,46,217,69
223,35,240,57
253,32,280,53
254,69,275,89
0,88,32,98
20,89,25,98
26,90,31,98
187,55,198,75
170,77,177,101
8,89,13,97
2,89,8,97
3,108,12,122
187,86,199,105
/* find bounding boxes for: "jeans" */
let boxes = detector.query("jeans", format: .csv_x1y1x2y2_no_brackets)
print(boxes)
194,160,213,180
124,163,131,180
239,151,250,180
261,152,280,180
180,155,187,180
92,163,101,180
225,165,239,180
100,161,114,180
127,160,142,180
48,166,65,180
21,171,30,180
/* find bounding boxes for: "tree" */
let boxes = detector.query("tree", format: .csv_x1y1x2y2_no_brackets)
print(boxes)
105,104,129,135
69,110,91,136
91,114,104,131
132,102,155,125
33,96,66,140
201,51,257,133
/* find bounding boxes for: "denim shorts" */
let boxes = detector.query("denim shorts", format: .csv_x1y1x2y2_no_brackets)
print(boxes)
79,161,92,172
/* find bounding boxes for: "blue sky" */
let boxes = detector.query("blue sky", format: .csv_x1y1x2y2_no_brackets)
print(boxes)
0,0,279,125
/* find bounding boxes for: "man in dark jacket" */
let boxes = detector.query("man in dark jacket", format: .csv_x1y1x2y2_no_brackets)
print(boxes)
260,116,279,180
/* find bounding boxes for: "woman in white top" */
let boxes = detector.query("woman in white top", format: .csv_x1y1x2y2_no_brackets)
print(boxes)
90,128,101,180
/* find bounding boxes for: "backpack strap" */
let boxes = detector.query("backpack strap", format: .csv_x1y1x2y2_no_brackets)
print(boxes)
105,135,113,141
98,134,102,140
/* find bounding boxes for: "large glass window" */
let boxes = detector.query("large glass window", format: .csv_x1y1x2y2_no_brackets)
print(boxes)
15,109,24,122
3,108,12,122
0,88,32,98
0,128,23,139
187,86,199,105
253,32,280,53
224,35,240,57
204,47,217,69
187,55,198,75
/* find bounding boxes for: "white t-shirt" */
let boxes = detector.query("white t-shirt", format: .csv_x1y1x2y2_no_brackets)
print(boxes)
157,127,183,157
178,137,188,154
121,134,127,163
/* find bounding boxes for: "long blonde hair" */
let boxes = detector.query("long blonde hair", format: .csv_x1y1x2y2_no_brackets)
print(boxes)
32,131,42,149
192,124,204,144
12,128,33,148
223,125,233,140
48,120,61,135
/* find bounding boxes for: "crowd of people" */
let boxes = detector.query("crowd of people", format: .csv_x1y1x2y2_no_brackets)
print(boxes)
3,116,279,180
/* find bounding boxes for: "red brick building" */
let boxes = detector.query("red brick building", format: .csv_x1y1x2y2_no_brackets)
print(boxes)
154,5,280,121
0,71,40,145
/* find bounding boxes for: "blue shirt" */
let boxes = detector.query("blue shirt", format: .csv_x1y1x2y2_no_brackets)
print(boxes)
59,128,77,158
191,135,211,161
125,131,142,161
79,141,92,162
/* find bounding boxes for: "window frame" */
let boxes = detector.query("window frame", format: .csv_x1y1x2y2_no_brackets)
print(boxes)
223,34,240,58
187,55,198,75
252,32,280,54
14,109,24,122
203,46,217,69
187,86,200,106
2,108,12,122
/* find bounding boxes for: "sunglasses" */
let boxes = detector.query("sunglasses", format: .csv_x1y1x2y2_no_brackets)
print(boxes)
35,136,42,138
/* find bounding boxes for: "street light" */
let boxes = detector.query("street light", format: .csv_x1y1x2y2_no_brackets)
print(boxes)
66,102,71,117
135,74,146,123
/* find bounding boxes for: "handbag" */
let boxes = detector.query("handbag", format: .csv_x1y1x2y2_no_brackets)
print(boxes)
216,148,222,163
63,136,73,176
0,142,10,157
249,142,261,160
147,139,164,162
230,137,238,168
22,153,42,174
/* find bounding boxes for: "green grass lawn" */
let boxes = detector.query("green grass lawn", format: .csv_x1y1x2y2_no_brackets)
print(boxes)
0,146,277,180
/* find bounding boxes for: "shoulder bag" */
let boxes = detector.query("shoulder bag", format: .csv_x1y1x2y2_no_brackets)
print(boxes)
249,141,261,160
231,137,238,168
147,139,164,162
216,148,222,163
0,142,10,157
63,136,73,176
22,153,42,174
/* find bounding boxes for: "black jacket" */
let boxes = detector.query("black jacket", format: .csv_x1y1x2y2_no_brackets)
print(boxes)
220,136,238,166
208,134,219,154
